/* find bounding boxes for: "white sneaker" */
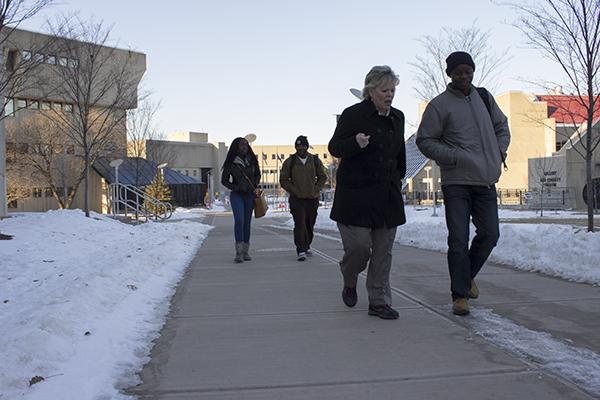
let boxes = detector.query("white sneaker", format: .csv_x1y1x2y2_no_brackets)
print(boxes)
297,252,307,261
306,249,313,256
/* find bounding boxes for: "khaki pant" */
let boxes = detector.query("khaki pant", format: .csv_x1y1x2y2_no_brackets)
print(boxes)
337,223,397,306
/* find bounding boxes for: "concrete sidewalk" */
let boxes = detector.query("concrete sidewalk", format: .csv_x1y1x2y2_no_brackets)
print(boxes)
128,213,598,399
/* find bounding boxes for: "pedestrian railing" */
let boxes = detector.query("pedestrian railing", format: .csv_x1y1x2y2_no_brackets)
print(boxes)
107,183,173,221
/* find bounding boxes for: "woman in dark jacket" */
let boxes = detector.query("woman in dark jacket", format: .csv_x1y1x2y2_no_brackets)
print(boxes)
221,137,261,263
328,65,406,320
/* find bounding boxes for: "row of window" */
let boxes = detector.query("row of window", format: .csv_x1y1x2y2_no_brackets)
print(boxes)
5,97,74,116
261,153,329,161
6,142,76,156
175,169,198,177
8,187,74,208
21,50,79,69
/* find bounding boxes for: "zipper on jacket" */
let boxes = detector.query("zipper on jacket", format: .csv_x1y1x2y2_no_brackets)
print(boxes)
466,95,493,183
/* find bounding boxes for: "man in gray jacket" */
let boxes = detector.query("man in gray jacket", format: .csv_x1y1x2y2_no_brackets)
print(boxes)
416,51,510,316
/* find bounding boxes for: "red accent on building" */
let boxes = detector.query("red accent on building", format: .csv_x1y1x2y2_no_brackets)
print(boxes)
536,95,600,124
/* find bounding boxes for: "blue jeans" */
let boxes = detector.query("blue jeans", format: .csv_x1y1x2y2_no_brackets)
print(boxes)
442,185,500,300
230,191,254,243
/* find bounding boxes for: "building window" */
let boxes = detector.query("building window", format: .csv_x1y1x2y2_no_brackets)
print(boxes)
16,99,27,109
32,188,42,198
34,53,44,63
29,100,39,110
41,101,51,110
46,55,56,65
52,102,63,111
4,97,14,117
271,154,276,160
21,50,32,61
262,154,267,160
8,199,17,208
68,58,79,68
5,49,17,71
44,188,53,197
323,153,328,159
58,57,68,67
193,170,197,176
280,154,284,159
185,170,189,175
66,144,75,154
64,103,73,113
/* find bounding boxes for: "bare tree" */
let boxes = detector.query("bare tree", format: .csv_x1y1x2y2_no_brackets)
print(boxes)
5,114,84,208
145,138,178,169
43,16,142,217
1,0,54,233
127,90,162,186
503,0,600,232
410,20,511,102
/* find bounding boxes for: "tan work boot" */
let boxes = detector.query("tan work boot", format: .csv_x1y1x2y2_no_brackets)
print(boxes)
452,298,470,316
469,279,479,299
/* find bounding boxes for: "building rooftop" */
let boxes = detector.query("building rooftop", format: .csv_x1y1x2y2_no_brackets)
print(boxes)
94,157,203,186
536,95,600,124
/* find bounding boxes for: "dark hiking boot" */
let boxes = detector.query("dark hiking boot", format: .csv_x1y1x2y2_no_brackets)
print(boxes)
368,304,399,320
297,252,307,261
452,298,470,316
242,242,252,261
469,280,479,299
234,242,244,263
342,287,357,307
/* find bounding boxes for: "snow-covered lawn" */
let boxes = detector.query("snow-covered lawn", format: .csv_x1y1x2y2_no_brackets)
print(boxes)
0,210,212,400
310,206,600,285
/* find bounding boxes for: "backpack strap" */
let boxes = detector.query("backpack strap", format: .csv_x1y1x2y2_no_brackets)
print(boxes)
477,87,508,172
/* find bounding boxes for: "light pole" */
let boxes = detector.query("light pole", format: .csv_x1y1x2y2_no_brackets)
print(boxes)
109,159,123,215
157,162,168,180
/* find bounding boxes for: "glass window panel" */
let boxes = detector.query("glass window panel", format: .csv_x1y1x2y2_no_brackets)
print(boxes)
41,101,51,110
46,55,56,65
21,50,31,61
34,53,44,63
58,57,67,67
4,98,14,117
29,100,39,110
16,99,26,109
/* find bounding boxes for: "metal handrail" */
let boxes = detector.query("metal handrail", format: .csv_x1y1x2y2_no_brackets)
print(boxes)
107,183,173,221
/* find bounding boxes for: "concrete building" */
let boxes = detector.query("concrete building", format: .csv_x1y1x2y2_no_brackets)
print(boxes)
1,28,146,214
145,132,228,204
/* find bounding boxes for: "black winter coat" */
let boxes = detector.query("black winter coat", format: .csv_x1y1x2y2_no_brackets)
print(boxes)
221,157,260,195
328,100,406,228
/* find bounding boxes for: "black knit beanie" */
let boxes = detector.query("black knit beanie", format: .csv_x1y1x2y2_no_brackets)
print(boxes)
295,135,309,147
445,51,475,76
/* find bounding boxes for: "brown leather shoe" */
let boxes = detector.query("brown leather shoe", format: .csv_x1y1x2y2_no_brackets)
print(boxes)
469,280,479,299
452,298,470,316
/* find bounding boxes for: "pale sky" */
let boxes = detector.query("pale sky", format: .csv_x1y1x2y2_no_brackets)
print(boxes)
21,0,562,145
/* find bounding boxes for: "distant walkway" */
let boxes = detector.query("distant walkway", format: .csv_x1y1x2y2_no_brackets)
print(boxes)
128,213,599,399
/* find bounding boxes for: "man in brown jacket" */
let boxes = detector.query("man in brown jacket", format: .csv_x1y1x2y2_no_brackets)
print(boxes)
280,135,327,261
